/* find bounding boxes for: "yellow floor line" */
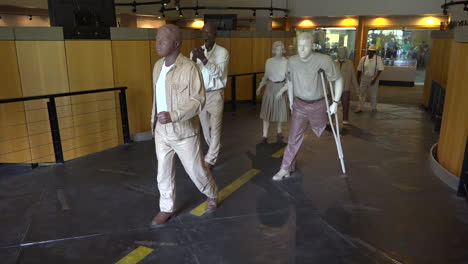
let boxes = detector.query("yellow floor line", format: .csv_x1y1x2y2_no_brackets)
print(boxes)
190,169,261,216
115,246,153,264
272,134,309,158
272,147,285,158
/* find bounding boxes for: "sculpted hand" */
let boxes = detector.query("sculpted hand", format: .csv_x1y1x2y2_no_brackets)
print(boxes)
197,47,208,64
275,90,284,100
191,48,198,62
157,111,172,124
256,87,262,96
329,102,338,115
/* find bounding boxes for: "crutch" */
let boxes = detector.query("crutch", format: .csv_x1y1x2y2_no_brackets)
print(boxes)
319,70,346,174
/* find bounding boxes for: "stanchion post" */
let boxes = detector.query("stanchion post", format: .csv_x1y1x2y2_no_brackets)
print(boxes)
119,88,131,144
231,76,237,111
47,97,64,163
252,73,257,104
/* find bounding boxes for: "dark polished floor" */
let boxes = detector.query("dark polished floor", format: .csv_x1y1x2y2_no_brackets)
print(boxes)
1,101,468,264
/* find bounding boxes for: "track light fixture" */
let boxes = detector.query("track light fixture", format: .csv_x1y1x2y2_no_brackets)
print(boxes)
29,15,32,21
464,2,468,12
116,1,289,19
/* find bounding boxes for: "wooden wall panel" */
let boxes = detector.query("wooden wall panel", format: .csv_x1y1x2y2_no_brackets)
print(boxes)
65,40,118,161
194,38,204,48
422,38,452,106
252,37,272,73
0,41,31,163
16,40,71,163
181,39,195,57
112,40,152,134
230,38,253,101
230,38,253,72
149,40,162,69
438,41,468,177
236,75,254,101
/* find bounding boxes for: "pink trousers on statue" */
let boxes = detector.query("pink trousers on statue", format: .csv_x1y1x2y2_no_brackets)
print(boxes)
281,97,328,172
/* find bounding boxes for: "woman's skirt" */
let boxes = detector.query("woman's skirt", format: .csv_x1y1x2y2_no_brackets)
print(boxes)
260,80,290,122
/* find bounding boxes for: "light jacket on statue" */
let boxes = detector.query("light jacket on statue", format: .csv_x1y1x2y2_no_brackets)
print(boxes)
151,54,206,140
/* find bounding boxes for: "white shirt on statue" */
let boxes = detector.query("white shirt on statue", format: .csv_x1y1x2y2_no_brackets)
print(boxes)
155,62,174,113
265,57,287,82
190,43,229,91
358,55,384,78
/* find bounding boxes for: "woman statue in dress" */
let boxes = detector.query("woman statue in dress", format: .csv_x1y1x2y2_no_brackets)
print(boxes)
256,41,290,143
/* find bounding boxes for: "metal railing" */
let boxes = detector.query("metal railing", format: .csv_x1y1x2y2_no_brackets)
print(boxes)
457,139,468,200
228,72,264,111
427,80,446,132
0,87,130,164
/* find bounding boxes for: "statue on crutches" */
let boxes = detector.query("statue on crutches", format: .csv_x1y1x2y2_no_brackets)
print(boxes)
272,32,346,180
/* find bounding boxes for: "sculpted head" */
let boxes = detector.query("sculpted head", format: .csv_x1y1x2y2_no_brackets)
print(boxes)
297,32,313,61
156,24,182,58
337,46,348,60
272,41,285,57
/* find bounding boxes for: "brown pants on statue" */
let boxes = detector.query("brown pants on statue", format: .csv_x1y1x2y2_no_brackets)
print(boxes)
280,97,328,172
341,91,350,122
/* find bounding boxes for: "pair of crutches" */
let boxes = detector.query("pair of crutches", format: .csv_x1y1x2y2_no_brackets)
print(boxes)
319,70,347,174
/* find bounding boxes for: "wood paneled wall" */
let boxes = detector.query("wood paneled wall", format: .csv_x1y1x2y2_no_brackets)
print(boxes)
422,38,452,106
64,40,118,160
112,40,152,134
0,33,293,163
0,41,30,163
437,41,468,177
15,40,71,163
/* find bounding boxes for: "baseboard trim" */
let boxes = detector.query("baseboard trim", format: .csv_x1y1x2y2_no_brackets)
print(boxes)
429,143,459,191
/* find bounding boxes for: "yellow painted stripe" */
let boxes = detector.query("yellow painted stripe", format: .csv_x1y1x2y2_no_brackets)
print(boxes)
115,246,154,264
190,169,261,216
272,147,285,158
272,135,308,158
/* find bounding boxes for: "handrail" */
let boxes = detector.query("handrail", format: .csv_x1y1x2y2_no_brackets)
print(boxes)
228,72,264,78
227,72,264,111
0,87,127,104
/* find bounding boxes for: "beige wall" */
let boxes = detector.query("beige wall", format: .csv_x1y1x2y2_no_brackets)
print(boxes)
0,14,49,27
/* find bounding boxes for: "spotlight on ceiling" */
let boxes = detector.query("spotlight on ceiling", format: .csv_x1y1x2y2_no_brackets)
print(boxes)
175,0,180,11
179,10,183,17
253,9,256,17
269,10,273,18
195,9,199,17
132,7,137,13
284,12,288,18
29,15,32,21
464,2,468,12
